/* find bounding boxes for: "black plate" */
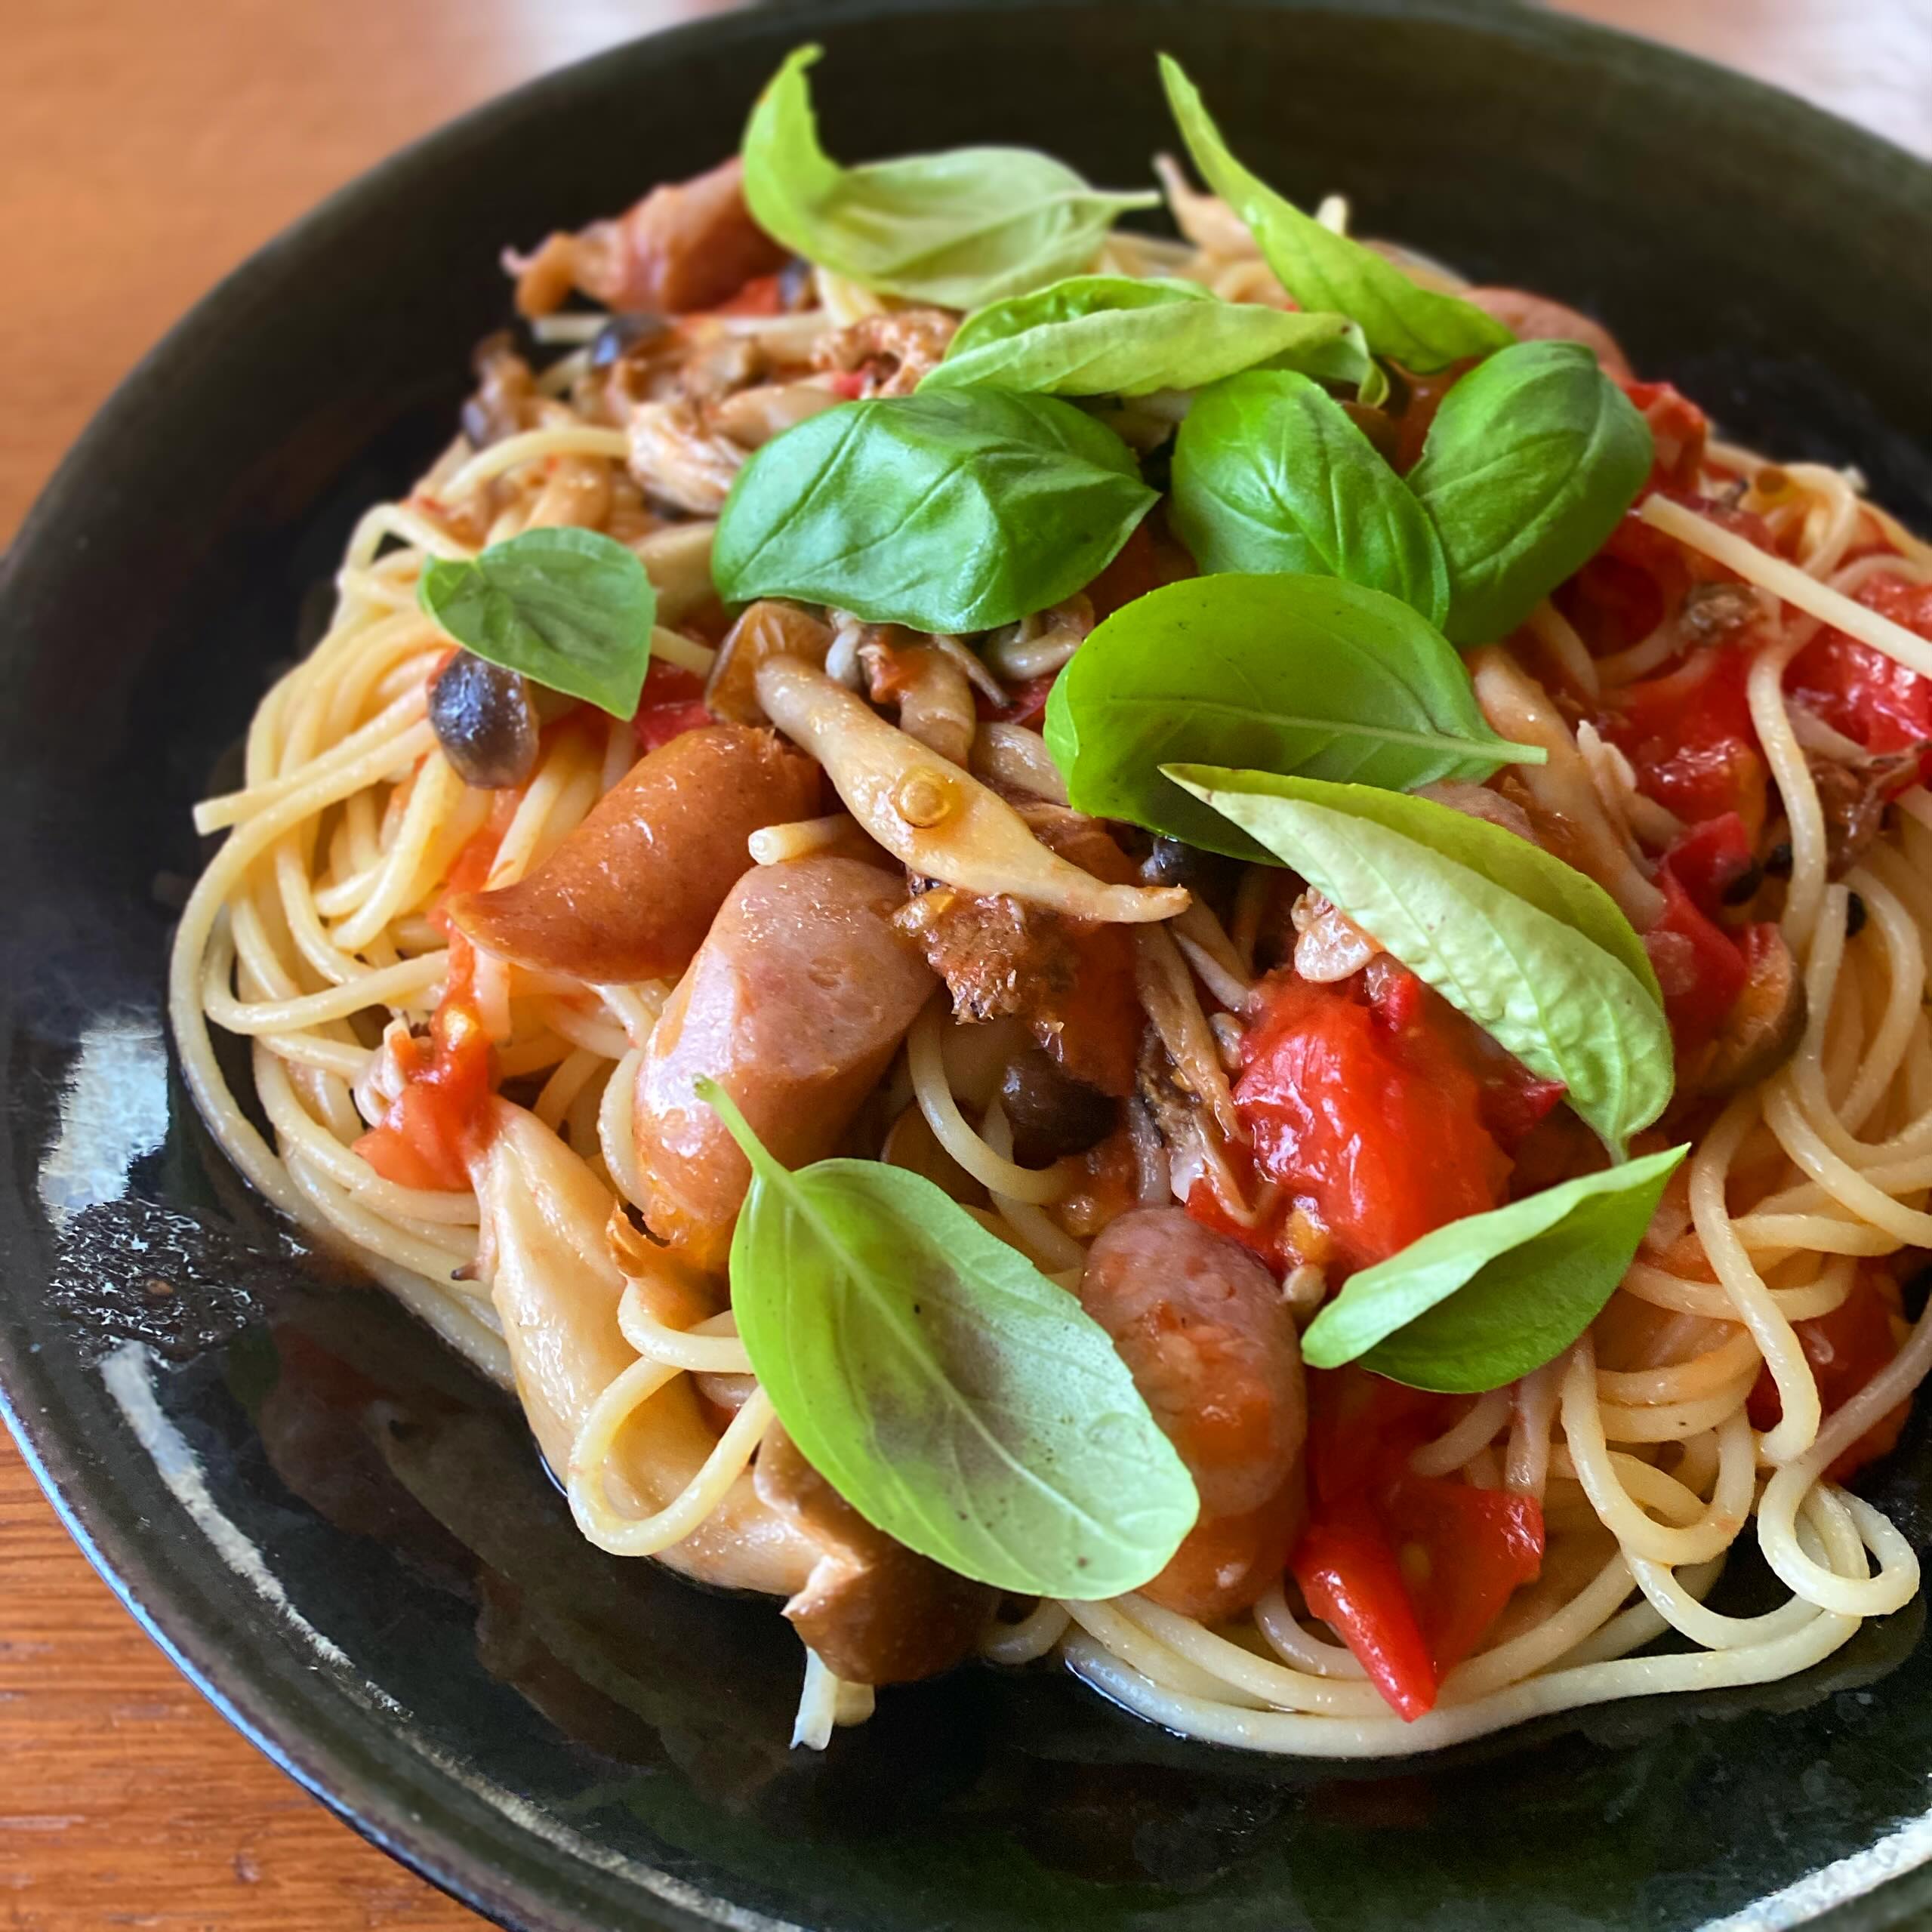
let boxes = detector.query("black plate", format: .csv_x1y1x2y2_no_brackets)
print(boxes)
7,2,1932,1926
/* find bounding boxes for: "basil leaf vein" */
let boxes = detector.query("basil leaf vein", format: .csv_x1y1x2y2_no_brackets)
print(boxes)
1043,573,1540,860
1166,768,1671,1154
743,46,1158,308
699,1077,1199,1597
1158,56,1512,372
417,527,655,719
1171,369,1450,624
1410,340,1654,645
1302,1146,1689,1391
713,387,1156,632
923,274,1372,398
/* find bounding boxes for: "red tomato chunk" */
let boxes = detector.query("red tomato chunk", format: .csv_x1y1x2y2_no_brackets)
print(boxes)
1787,572,1932,783
1291,1369,1545,1719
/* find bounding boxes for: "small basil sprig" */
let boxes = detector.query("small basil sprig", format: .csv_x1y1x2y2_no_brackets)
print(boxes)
742,46,1157,308
1301,1146,1688,1392
1412,340,1653,645
1171,370,1450,625
1166,769,1670,1154
1044,574,1539,860
417,527,656,718
712,387,1155,632
922,275,1373,399
698,1077,1199,1597
1159,56,1511,372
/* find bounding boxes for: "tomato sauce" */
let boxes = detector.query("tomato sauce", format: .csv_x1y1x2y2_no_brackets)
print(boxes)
353,932,495,1192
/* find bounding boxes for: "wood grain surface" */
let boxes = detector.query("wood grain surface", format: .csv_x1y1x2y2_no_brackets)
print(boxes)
2,2,1924,1925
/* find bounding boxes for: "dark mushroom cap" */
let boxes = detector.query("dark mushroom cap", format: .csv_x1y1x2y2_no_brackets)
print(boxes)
429,652,540,790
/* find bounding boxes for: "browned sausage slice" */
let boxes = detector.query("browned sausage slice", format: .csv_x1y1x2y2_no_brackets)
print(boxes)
449,723,819,986
1079,1207,1308,1619
1461,287,1632,378
633,855,936,1271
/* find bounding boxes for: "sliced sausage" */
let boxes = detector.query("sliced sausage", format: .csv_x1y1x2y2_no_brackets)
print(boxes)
449,723,819,985
509,158,787,319
1078,1207,1307,1619
633,855,935,1270
1462,287,1632,378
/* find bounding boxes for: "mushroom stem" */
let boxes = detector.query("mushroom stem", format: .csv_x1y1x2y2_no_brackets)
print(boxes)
755,655,1188,924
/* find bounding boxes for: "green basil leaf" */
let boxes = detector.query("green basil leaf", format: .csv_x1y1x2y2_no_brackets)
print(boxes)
1170,370,1451,624
742,46,1158,308
921,274,1373,398
698,1077,1199,1597
1044,573,1541,861
1410,340,1654,646
712,387,1157,632
416,527,655,718
1159,56,1512,372
1302,1146,1688,1391
1164,769,1671,1154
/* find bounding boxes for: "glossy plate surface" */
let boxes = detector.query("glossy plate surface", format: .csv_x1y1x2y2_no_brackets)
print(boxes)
5,2,1932,1926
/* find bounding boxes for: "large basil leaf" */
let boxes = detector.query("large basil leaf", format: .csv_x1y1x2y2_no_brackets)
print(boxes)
1411,340,1653,645
1166,769,1671,1153
1159,57,1512,372
1170,370,1450,624
712,387,1156,632
1044,574,1539,860
741,46,1157,308
698,1077,1199,1597
417,527,655,718
1301,1146,1688,1392
922,275,1373,398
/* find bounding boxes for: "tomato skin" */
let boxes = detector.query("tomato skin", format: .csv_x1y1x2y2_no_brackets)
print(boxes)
1291,1367,1545,1719
1296,1498,1440,1720
1601,645,1766,834
1660,811,1754,911
1616,379,1709,491
354,934,494,1191
1641,816,1783,1061
1562,493,1775,656
1645,870,1747,1053
1379,1475,1545,1679
1749,1269,1912,1482
1787,572,1932,782
630,659,713,753
1230,972,1510,1274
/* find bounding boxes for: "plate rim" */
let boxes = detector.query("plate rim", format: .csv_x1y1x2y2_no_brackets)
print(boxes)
5,2,1932,1927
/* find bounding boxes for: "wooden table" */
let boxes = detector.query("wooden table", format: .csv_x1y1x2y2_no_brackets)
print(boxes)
1,2,1924,1924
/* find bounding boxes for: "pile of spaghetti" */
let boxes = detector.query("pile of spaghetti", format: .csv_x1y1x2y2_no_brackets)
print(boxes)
171,48,1932,1755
